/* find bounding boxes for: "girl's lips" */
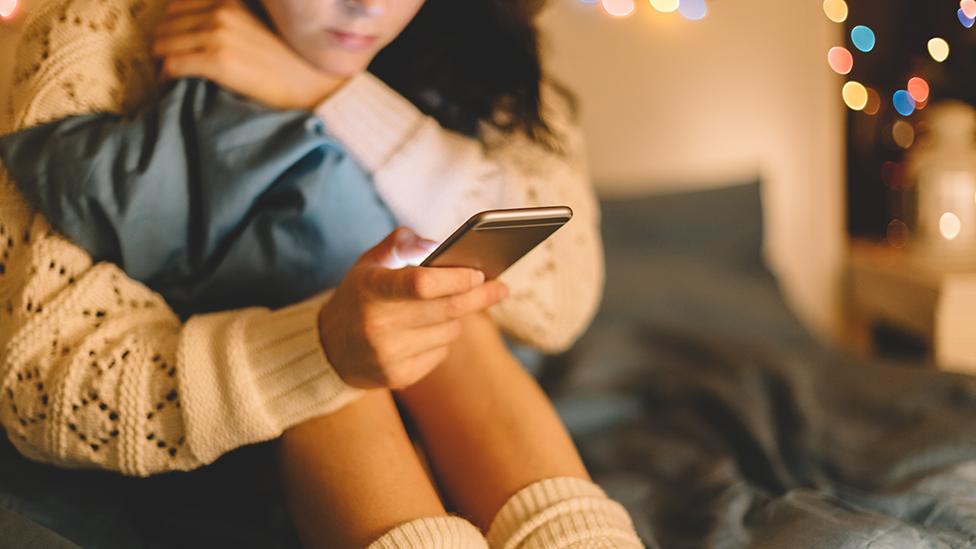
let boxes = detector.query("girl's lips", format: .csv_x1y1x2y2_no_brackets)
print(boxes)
325,29,379,50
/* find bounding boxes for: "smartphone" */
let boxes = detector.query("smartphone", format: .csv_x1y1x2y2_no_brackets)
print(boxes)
420,206,573,280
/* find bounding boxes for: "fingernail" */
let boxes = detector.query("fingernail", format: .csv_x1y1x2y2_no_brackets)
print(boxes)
470,270,485,286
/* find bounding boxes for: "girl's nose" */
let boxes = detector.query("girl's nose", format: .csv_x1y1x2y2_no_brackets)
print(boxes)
340,0,387,17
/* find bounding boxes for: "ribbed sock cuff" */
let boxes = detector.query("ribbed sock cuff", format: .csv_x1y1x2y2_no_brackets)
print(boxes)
486,477,644,549
367,515,488,549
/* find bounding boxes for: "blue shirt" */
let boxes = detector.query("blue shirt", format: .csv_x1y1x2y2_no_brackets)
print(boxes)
0,78,397,318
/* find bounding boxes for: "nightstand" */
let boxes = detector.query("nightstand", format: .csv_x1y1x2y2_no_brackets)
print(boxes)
847,240,976,374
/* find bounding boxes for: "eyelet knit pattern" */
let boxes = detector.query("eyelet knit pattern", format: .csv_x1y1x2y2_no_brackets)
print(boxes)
0,0,365,476
0,0,604,477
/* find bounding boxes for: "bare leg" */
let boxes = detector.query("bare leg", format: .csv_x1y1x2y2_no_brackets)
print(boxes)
395,312,589,531
276,389,446,549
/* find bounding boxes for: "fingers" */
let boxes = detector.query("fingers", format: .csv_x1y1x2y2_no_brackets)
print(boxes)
154,30,212,57
375,321,461,366
402,281,509,327
375,267,486,301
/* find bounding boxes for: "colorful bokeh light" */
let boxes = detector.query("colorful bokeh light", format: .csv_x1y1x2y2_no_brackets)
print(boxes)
892,120,915,149
863,88,882,115
823,0,848,23
962,0,976,19
851,25,876,53
601,0,635,17
907,77,930,103
928,37,950,62
959,8,976,28
827,47,854,75
842,81,868,111
679,0,708,20
0,0,16,19
649,0,679,13
940,212,962,240
892,90,916,116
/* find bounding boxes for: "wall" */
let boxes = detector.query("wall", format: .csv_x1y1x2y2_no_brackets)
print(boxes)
539,0,847,339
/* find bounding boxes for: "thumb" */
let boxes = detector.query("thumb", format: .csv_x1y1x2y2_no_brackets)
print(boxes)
361,227,439,269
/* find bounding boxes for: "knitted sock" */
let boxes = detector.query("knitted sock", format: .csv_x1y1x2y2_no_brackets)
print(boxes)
486,477,645,549
367,515,488,549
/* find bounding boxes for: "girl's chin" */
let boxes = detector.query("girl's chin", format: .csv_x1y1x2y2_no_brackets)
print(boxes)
312,53,375,79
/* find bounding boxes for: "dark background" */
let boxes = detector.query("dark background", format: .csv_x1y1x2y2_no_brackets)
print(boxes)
846,0,976,237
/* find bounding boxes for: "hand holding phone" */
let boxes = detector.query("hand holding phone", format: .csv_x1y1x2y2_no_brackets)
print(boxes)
421,206,573,280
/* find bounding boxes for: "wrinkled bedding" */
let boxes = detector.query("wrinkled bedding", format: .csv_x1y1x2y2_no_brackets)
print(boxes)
2,182,976,548
546,183,976,548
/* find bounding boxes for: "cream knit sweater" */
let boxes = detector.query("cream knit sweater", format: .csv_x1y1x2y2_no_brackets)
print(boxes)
0,0,604,478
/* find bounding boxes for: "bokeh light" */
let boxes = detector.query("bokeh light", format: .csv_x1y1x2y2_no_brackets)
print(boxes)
850,25,876,53
940,212,962,240
959,8,976,28
842,81,868,111
881,161,905,189
886,219,909,248
827,47,854,75
893,90,916,116
962,0,976,19
0,0,16,19
649,0,679,13
864,88,882,115
679,0,708,20
928,38,950,62
892,120,915,149
822,0,848,23
602,0,635,17
907,77,930,103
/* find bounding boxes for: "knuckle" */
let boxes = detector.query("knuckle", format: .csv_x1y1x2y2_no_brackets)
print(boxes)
411,270,436,299
444,295,468,319
212,4,237,25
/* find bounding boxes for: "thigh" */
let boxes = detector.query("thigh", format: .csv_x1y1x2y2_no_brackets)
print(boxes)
276,389,445,549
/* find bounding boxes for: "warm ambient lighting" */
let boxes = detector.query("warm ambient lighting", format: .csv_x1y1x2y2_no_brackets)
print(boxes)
0,0,17,19
892,120,915,149
828,47,854,75
928,37,950,62
649,0,679,13
940,212,962,240
823,0,848,23
907,77,930,103
601,0,635,17
842,81,868,111
962,0,976,18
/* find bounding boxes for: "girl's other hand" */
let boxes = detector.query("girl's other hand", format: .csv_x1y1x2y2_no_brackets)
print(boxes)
319,228,510,390
153,0,343,110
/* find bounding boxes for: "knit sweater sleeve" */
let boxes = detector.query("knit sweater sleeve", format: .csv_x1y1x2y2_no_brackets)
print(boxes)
316,74,604,352
0,0,362,475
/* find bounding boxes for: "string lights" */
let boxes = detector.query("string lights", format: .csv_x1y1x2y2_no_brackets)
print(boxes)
827,1,971,116
0,0,18,20
592,0,710,21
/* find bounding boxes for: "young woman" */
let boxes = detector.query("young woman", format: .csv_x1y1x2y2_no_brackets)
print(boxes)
0,0,643,547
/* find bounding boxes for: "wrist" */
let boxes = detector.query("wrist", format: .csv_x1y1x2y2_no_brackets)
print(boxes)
296,70,347,111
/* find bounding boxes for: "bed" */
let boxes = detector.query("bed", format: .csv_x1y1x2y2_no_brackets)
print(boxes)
2,182,976,548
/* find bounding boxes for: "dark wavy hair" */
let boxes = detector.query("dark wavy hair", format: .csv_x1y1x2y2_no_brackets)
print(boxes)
248,0,567,148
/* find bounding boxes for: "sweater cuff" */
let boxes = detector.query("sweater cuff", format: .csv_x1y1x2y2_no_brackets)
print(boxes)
367,516,487,549
486,477,644,549
179,291,363,466
314,72,426,173
242,291,364,430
